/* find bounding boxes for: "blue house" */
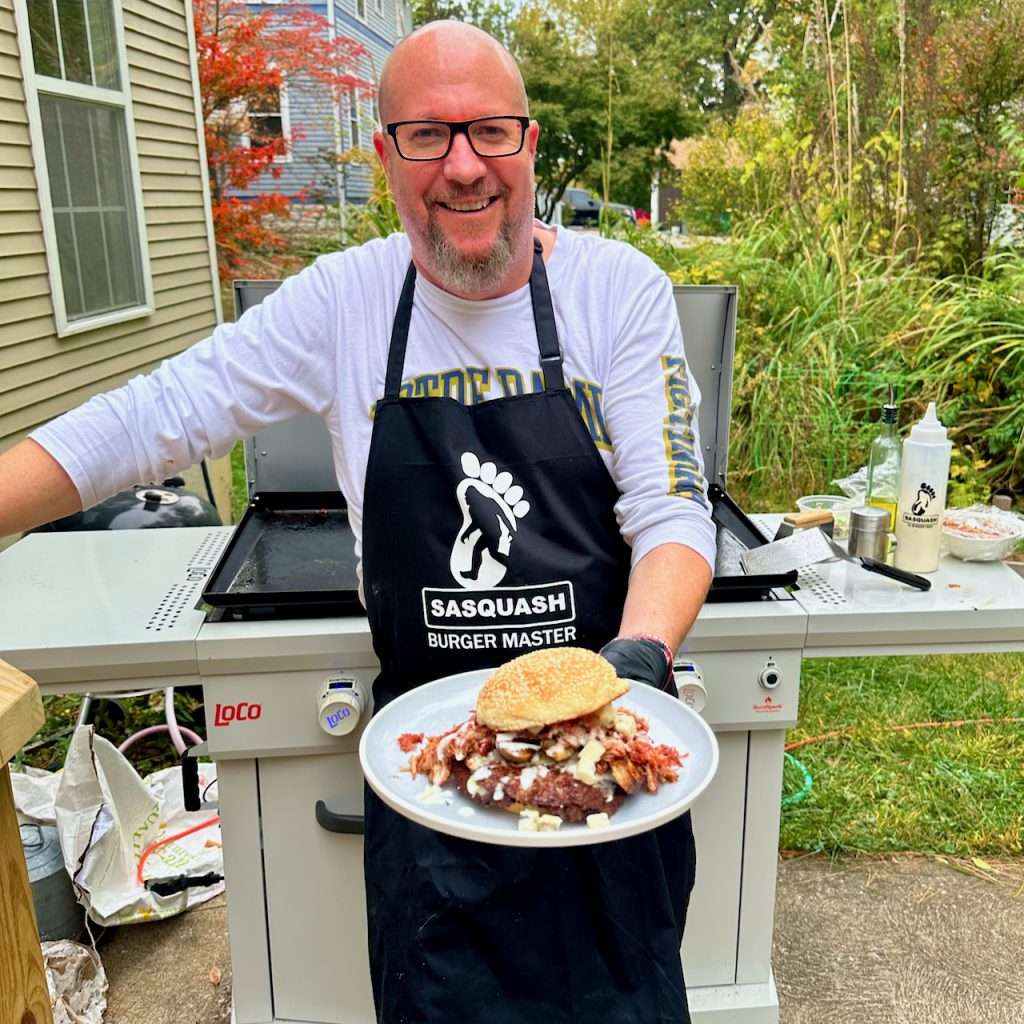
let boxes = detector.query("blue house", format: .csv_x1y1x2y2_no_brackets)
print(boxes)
240,0,411,207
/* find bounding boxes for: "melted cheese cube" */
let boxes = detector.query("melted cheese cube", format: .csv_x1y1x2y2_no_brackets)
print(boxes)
537,814,563,831
586,813,611,829
573,739,605,785
518,810,540,832
614,712,636,739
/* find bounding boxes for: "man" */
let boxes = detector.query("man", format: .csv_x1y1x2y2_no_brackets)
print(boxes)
0,21,714,1023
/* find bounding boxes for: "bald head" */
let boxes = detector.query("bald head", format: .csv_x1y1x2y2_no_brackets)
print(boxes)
377,21,528,126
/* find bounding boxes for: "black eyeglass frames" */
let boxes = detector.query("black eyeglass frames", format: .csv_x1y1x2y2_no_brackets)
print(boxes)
385,116,530,161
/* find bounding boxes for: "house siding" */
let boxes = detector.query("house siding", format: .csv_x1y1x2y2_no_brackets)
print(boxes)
238,0,409,205
0,0,220,450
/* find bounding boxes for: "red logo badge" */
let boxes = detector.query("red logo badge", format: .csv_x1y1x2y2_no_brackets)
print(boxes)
213,701,262,727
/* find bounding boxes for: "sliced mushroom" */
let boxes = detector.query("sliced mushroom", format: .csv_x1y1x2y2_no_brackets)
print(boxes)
544,742,573,763
497,739,541,765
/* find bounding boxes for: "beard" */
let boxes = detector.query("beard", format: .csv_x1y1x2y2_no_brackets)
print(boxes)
422,186,531,295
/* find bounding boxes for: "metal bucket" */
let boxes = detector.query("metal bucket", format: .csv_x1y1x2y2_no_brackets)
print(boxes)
21,823,84,941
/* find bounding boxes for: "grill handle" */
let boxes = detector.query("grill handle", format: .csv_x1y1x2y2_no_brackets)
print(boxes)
315,800,365,835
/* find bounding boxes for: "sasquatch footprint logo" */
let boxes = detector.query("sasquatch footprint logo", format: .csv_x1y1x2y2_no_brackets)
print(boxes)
911,483,936,516
449,452,530,590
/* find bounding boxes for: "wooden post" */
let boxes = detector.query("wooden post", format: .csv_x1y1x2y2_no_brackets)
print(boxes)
0,659,53,1024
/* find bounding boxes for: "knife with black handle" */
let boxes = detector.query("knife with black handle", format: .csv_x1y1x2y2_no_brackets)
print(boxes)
857,556,931,591
826,537,931,591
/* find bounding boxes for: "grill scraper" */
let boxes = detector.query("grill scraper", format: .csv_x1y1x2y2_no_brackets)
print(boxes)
741,527,931,591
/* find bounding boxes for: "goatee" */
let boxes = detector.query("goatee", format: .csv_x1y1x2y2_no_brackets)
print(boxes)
425,193,527,295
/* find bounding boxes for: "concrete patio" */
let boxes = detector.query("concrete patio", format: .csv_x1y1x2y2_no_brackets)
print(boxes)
95,852,1024,1023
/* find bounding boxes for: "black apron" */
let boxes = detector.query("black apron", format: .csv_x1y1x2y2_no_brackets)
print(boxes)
360,241,697,1024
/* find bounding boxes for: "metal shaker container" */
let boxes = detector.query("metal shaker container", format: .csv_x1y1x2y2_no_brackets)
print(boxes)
848,506,891,561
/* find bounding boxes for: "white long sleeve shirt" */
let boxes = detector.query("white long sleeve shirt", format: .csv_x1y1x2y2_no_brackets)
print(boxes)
31,225,716,579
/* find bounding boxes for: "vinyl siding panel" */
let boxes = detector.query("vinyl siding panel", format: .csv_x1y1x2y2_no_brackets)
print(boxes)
237,0,408,205
0,0,220,452
0,295,52,331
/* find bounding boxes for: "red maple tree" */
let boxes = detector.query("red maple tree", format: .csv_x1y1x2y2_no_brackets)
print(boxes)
193,0,373,278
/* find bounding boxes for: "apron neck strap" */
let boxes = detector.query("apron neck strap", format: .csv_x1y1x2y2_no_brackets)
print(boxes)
384,260,419,399
529,238,565,390
383,239,565,400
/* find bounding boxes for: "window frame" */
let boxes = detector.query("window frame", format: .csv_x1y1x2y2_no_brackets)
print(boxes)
14,0,154,338
239,77,292,164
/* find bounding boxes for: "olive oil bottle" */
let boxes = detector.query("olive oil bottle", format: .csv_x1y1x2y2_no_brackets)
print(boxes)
865,385,901,531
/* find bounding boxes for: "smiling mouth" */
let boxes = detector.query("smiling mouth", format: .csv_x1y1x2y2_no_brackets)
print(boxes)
436,195,500,214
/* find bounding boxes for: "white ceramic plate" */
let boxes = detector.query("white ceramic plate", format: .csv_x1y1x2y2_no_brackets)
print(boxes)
359,667,719,848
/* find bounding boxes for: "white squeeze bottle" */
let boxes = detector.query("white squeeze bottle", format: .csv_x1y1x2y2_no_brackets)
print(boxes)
894,402,952,572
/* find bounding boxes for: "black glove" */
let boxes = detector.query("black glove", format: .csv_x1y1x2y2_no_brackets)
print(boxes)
599,636,677,696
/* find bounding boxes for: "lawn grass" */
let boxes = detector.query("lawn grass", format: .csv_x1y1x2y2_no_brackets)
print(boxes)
782,653,1024,856
28,653,1024,858
229,441,248,523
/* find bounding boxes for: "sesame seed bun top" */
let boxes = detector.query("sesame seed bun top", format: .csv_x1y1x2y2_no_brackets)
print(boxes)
476,647,629,731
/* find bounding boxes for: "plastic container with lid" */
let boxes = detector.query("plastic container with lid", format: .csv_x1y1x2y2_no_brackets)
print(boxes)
796,494,854,540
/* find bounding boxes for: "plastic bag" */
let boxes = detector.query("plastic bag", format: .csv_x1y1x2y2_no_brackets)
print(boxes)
831,465,868,505
53,727,223,926
43,940,107,1024
12,763,62,825
832,457,901,508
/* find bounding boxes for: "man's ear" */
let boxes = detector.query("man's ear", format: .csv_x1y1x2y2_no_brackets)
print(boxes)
373,130,390,176
527,120,540,158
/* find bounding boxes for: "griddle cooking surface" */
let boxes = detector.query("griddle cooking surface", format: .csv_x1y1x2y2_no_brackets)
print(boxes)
201,494,362,613
227,512,357,595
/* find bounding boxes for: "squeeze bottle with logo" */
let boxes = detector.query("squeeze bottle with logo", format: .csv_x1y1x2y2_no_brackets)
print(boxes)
894,402,952,572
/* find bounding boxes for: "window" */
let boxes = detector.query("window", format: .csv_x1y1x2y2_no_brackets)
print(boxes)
17,0,153,335
246,80,291,162
356,0,367,20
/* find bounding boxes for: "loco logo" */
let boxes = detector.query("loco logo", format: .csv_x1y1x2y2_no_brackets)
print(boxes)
213,701,262,727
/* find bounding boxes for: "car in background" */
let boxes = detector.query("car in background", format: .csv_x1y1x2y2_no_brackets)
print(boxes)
604,202,637,224
562,187,602,226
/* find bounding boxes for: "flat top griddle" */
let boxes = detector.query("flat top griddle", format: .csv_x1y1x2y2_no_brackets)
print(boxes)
201,492,362,615
201,486,790,616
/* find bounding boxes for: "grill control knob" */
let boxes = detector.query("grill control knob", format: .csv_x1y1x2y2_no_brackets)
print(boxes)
673,662,707,713
759,659,782,690
318,676,364,736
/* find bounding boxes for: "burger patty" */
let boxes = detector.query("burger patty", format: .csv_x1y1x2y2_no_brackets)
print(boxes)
450,762,626,823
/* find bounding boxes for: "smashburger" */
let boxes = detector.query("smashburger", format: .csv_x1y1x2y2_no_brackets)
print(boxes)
399,647,685,832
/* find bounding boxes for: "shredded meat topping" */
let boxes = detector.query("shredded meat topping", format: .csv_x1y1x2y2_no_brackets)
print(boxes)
400,705,685,820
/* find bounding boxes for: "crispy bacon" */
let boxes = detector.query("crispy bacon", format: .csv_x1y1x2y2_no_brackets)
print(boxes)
400,705,684,804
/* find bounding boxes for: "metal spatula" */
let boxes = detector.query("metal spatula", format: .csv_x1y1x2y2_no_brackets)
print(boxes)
773,510,833,541
741,527,931,591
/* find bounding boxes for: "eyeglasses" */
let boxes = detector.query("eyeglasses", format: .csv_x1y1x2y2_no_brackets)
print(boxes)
385,116,530,161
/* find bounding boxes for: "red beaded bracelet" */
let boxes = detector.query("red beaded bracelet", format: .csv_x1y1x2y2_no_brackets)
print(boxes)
624,632,675,672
